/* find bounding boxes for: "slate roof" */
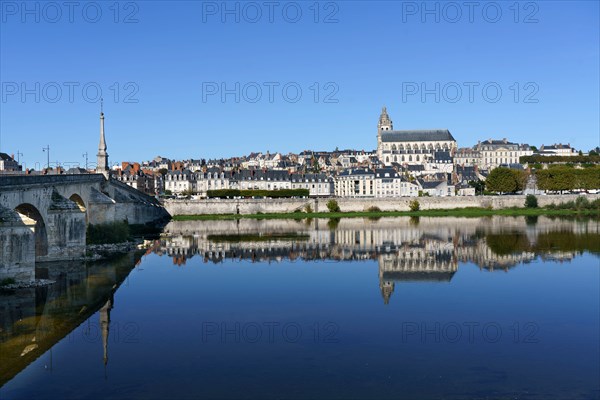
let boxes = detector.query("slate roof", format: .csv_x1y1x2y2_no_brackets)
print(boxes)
338,168,375,177
419,180,445,189
433,151,453,162
381,130,455,143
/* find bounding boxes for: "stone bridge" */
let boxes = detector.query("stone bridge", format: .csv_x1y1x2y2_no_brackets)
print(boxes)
0,174,170,280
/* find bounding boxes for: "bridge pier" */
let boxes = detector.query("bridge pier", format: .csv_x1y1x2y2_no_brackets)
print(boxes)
0,206,36,282
39,193,87,262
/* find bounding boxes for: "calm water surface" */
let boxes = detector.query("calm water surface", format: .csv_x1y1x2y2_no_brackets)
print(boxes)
1,216,599,399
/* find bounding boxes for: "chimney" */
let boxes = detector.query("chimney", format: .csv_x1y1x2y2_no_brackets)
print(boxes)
10,153,14,160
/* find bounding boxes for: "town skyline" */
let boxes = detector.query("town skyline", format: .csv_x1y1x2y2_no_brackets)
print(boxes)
1,2,598,167
1,104,596,171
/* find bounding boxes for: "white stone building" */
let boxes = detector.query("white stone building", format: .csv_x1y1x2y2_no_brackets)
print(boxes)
539,143,577,157
376,107,457,166
475,139,533,170
334,168,419,198
164,169,197,195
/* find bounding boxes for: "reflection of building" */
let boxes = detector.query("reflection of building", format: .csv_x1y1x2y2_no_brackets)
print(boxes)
158,216,599,304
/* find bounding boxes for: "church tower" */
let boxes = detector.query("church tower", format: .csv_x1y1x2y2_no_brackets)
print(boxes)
377,106,393,161
96,99,109,178
378,106,393,132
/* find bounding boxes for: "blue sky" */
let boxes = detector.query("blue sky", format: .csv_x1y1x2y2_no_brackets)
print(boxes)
1,1,599,169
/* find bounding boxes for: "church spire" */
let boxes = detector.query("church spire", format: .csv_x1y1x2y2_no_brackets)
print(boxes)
378,106,393,132
96,99,109,177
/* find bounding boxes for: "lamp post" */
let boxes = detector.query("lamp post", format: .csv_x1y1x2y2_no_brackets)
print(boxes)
42,145,50,171
83,152,89,170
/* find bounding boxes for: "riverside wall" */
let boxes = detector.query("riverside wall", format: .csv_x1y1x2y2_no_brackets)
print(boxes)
163,194,600,216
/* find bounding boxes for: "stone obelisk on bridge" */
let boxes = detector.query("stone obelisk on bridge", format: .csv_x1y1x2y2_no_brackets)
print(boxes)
96,99,109,178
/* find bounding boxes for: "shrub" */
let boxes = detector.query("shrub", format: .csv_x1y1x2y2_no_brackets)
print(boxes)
326,199,341,212
87,221,130,244
304,204,313,213
575,196,590,210
409,199,420,212
0,277,16,287
525,194,538,208
367,206,381,212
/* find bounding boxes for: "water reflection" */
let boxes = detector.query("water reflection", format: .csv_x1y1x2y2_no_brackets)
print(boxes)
0,252,144,386
158,216,599,305
1,216,598,399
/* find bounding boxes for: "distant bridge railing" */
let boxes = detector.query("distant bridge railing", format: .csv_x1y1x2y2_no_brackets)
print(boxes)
0,174,105,188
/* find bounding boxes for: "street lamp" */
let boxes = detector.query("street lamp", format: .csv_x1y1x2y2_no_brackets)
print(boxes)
42,145,50,171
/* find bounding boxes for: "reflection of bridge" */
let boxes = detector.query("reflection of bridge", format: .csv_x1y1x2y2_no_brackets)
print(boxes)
0,174,169,280
0,253,138,385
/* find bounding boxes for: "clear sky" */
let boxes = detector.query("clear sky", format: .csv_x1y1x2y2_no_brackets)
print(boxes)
1,0,599,170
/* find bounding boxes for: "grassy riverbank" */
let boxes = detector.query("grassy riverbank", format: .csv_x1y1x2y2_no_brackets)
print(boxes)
172,206,600,221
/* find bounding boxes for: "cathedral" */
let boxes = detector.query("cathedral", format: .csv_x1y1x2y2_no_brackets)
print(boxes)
376,107,457,165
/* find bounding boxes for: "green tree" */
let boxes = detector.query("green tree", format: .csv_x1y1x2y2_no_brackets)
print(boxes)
525,194,538,208
409,199,420,211
535,166,575,192
326,199,341,212
485,168,519,193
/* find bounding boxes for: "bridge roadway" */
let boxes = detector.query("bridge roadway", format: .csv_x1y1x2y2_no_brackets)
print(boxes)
0,174,170,280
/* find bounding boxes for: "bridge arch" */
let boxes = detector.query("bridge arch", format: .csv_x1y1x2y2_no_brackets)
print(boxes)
69,194,86,212
15,203,49,257
69,193,88,223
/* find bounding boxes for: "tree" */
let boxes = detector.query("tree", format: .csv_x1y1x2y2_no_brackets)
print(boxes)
485,167,520,193
158,168,168,176
535,166,575,192
409,199,420,211
326,199,341,212
525,194,538,208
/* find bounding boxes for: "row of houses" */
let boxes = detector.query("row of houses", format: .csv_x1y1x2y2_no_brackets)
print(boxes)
163,167,475,198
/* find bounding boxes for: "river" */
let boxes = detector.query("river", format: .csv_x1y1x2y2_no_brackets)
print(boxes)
1,216,599,399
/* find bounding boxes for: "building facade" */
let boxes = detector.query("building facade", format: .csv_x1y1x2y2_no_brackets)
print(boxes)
376,107,457,166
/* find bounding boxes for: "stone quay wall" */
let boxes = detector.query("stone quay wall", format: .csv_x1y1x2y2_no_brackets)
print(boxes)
164,194,600,216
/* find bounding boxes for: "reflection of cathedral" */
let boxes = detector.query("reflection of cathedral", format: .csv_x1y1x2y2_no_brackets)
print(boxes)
158,216,597,304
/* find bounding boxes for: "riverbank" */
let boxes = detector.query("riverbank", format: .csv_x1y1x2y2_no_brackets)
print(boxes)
173,206,600,221
164,194,600,217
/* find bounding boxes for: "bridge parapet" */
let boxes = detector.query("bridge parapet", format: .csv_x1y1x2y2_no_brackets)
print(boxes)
0,174,105,188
